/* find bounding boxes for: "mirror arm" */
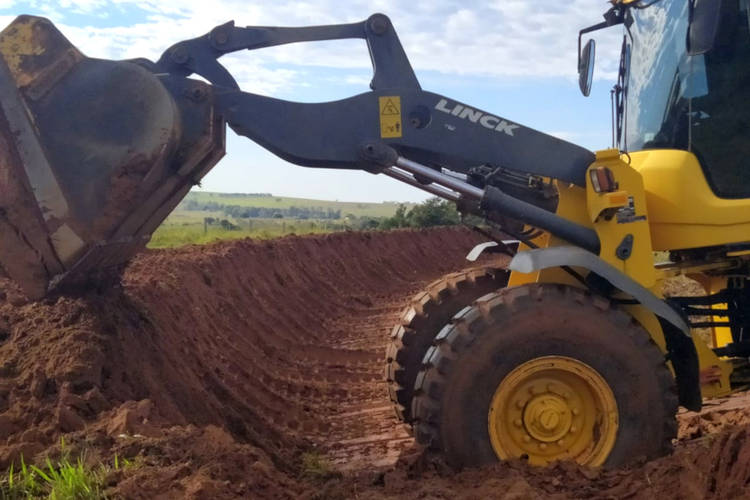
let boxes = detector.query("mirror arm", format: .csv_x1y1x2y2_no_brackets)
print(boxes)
578,22,607,69
577,7,626,68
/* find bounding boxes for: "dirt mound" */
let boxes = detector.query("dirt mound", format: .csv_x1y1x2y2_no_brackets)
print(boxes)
1,226,750,499
679,393,750,440
0,227,492,497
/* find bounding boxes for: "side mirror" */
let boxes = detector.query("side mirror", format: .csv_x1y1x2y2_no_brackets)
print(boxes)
579,39,596,96
688,0,723,55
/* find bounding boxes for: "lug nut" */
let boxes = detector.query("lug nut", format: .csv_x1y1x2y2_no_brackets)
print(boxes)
539,443,547,450
514,419,522,428
516,400,524,409
572,408,580,416
523,435,531,443
569,426,577,434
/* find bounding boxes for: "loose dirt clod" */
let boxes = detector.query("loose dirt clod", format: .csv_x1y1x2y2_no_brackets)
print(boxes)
0,226,749,499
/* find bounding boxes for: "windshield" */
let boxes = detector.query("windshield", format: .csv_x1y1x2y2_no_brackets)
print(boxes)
625,0,750,198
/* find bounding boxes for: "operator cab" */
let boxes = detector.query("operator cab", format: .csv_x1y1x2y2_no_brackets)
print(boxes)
626,0,750,199
583,0,750,200
579,0,750,251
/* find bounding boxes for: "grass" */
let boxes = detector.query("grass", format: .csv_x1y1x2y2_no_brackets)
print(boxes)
299,451,340,481
0,440,135,500
1,456,104,500
148,215,342,248
186,192,414,218
150,192,464,249
147,189,414,249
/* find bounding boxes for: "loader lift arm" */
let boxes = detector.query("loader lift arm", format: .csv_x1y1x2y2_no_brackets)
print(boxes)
152,14,594,184
153,16,420,91
153,14,600,251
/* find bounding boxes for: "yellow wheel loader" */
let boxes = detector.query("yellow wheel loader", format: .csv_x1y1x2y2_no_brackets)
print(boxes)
0,0,749,468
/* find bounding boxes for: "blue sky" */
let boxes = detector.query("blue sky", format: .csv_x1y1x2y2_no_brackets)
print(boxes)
0,1,624,202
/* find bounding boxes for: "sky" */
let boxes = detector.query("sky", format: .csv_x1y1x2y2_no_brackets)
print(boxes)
0,1,625,202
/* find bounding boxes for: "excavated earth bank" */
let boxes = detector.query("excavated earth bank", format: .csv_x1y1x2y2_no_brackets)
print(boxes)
0,226,749,499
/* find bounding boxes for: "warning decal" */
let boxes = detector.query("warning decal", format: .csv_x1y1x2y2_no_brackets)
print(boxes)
379,96,402,138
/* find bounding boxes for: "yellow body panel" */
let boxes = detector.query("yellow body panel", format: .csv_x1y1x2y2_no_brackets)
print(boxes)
630,150,750,251
689,275,735,398
693,336,734,398
687,274,734,349
586,149,656,287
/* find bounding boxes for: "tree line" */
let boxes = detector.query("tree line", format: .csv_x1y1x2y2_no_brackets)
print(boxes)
353,198,461,230
183,200,342,219
186,197,463,230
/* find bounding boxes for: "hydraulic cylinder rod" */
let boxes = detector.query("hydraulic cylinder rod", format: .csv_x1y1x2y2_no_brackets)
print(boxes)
382,167,461,202
394,157,484,200
394,156,600,254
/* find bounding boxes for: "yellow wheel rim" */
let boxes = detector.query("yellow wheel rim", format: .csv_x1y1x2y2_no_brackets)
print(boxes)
488,356,618,467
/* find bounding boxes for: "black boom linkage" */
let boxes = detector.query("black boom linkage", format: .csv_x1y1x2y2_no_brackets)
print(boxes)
153,14,600,254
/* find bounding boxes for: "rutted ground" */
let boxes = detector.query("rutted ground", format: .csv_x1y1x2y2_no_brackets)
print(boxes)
0,227,749,499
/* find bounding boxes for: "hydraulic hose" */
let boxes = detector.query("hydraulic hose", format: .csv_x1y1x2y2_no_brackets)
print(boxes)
480,186,601,254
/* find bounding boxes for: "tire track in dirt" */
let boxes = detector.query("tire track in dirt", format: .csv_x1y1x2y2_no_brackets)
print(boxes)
116,226,488,468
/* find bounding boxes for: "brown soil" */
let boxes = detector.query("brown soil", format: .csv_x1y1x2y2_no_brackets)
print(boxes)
0,226,749,499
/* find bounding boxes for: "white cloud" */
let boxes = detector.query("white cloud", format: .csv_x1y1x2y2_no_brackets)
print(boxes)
3,0,625,92
0,1,622,201
56,0,108,14
342,74,370,86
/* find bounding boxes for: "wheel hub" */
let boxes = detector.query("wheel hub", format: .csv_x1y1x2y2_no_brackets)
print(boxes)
488,356,618,466
524,393,572,442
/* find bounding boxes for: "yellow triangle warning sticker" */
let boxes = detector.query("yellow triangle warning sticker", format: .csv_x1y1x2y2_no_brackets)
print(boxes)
379,96,402,138
381,98,400,116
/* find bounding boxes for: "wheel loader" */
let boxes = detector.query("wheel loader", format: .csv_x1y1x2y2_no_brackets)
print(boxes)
0,0,748,469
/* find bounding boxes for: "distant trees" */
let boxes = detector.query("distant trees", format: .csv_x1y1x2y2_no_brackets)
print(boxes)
379,204,409,230
191,195,463,233
203,217,240,231
217,192,273,197
379,197,460,229
184,199,342,220
219,219,240,230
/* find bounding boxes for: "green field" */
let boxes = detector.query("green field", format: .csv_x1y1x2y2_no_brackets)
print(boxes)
184,192,412,218
148,192,416,248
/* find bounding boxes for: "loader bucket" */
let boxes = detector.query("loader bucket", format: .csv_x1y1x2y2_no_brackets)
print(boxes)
0,16,225,298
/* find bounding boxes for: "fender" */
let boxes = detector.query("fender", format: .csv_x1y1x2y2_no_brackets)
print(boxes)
465,240,519,262
509,246,689,334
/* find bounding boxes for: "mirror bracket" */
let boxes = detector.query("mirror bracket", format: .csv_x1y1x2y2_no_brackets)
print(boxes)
577,6,626,96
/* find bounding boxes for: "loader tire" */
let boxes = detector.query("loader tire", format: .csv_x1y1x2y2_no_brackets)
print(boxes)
385,266,508,424
412,283,678,468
